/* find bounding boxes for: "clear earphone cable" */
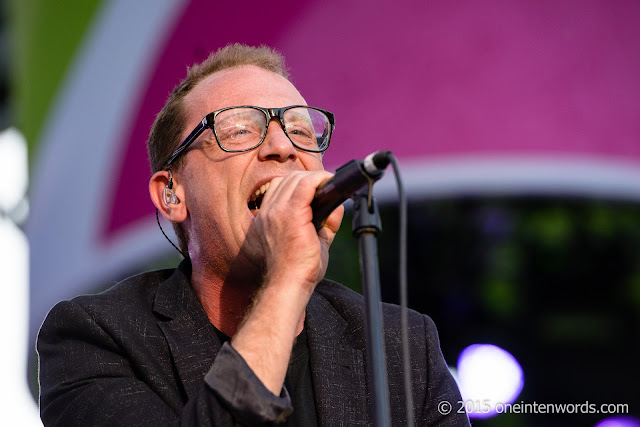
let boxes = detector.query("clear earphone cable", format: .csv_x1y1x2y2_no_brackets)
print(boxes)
156,208,188,259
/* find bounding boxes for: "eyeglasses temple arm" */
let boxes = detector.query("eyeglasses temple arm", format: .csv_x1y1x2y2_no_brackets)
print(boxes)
164,118,209,167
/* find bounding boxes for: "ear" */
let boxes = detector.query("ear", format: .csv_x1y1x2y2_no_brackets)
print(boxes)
149,170,187,223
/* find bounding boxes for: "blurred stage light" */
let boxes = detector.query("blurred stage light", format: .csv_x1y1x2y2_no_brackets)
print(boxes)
456,344,524,419
0,128,40,424
595,416,640,427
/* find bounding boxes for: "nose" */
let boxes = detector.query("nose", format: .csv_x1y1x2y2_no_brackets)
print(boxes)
257,118,297,162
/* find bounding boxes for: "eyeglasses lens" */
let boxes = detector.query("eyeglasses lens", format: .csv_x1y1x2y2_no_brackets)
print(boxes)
214,108,267,151
283,107,330,152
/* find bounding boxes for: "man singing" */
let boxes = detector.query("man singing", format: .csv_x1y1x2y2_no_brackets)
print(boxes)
38,44,468,426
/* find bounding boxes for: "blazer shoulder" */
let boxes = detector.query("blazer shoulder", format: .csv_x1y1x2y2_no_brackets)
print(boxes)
314,278,428,333
38,267,181,359
63,268,175,317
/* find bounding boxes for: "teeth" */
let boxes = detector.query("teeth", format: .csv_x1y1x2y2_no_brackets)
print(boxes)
249,181,271,202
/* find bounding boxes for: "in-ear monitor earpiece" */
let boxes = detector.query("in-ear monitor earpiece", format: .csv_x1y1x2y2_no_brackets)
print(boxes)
164,169,179,205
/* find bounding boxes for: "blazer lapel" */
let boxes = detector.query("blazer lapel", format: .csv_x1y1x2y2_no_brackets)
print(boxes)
306,287,370,426
153,261,221,402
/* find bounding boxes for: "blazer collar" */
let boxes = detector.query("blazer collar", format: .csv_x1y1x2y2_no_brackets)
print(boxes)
153,260,221,401
306,282,370,425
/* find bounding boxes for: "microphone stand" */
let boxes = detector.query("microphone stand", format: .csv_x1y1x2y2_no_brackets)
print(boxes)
352,188,391,427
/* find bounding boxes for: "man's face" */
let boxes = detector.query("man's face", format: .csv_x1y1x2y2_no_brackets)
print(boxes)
176,65,324,275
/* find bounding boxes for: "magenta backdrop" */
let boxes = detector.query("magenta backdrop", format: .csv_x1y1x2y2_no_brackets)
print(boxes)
104,0,640,242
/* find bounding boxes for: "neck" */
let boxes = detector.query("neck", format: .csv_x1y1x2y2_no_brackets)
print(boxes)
190,267,255,337
190,262,306,337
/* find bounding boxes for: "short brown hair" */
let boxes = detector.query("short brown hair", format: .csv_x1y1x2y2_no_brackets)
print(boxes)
147,44,290,255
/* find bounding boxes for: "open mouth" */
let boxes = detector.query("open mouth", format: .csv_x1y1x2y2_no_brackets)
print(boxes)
248,181,271,214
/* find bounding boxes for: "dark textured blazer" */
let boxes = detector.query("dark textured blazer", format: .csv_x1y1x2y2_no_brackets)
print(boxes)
38,261,469,426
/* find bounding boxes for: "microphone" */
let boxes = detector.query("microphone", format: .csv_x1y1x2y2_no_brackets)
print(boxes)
311,151,392,231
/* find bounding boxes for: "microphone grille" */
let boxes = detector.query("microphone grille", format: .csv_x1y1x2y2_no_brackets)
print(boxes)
364,151,392,175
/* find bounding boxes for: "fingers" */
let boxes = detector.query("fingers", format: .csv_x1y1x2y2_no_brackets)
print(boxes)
262,171,334,211
318,203,344,243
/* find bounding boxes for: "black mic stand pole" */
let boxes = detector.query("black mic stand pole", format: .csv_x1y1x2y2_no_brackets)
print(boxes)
352,188,391,427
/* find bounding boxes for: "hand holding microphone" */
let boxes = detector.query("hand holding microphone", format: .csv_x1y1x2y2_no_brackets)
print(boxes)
311,151,392,231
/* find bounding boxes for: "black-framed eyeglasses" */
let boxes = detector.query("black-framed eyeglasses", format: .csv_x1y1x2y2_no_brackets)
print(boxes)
163,105,335,167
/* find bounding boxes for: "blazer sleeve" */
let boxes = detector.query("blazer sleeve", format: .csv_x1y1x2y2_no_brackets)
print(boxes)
37,299,292,427
420,315,471,426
